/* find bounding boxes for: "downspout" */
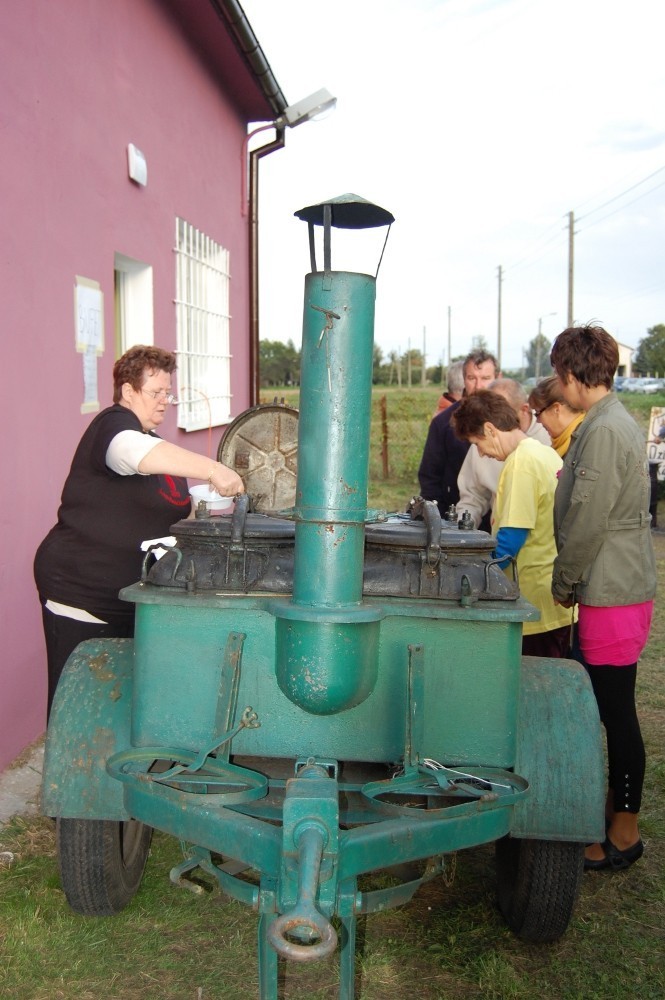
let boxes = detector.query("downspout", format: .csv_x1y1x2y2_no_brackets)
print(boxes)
248,130,285,406
209,2,288,405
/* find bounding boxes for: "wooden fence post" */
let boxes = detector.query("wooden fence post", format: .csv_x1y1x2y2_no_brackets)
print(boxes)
380,395,390,479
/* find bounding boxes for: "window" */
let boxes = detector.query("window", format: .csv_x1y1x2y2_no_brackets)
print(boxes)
174,218,232,431
114,254,154,354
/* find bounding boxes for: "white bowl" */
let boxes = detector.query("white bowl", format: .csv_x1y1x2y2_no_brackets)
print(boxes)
189,484,234,513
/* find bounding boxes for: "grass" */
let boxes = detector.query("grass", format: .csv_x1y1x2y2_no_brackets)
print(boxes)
1,386,664,999
261,385,665,512
261,384,443,511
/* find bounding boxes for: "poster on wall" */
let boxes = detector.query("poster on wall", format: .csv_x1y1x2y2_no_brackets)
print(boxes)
75,276,104,414
647,406,665,480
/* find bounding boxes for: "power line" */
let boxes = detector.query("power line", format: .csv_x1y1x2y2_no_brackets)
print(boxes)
504,226,567,273
506,165,665,272
577,178,665,233
577,165,665,223
605,278,664,303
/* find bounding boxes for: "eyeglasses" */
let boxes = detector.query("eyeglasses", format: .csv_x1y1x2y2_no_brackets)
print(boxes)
533,402,554,418
140,388,178,404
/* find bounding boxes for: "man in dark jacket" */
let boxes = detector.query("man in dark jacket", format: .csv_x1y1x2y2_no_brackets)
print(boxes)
418,348,499,513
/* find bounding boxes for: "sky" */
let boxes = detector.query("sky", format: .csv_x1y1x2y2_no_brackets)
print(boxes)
241,0,665,372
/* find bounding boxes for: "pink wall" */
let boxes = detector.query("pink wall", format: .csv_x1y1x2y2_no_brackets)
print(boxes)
0,0,271,769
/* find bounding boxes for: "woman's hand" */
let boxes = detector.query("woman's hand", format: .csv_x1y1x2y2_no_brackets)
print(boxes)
208,462,245,496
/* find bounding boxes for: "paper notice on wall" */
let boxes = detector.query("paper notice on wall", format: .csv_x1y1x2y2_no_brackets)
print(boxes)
75,277,104,413
81,344,99,413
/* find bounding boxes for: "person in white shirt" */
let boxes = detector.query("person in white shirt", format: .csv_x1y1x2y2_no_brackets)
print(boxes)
457,378,551,530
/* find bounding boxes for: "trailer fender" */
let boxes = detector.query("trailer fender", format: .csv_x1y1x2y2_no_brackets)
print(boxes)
42,639,134,820
511,656,605,843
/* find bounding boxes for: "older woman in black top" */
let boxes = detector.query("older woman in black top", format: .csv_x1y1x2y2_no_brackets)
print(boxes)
35,345,243,715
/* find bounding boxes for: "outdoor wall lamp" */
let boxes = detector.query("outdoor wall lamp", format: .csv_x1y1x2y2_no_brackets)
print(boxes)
241,88,337,214
127,143,148,186
273,88,337,129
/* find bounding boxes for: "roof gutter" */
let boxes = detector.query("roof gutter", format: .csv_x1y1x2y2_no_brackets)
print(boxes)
210,0,288,119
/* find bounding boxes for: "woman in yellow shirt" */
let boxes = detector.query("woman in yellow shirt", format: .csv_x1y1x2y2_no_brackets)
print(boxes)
453,390,570,657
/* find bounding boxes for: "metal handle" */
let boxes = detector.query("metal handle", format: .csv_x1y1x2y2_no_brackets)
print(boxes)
140,544,182,583
230,493,250,543
484,555,519,592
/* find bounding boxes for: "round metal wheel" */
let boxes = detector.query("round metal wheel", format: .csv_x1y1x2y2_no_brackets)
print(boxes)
217,402,299,512
57,818,152,916
495,835,584,942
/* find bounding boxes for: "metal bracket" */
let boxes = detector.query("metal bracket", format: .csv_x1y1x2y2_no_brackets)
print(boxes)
405,643,425,771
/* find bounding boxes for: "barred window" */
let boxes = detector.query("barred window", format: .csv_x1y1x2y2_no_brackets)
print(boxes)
174,218,232,431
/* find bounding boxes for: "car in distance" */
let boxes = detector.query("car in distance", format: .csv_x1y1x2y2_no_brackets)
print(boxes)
632,377,662,393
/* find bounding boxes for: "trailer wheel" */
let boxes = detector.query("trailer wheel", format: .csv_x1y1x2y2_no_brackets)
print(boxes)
57,818,152,916
495,835,583,942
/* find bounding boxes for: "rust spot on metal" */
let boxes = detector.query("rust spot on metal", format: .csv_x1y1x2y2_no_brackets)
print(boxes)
87,652,115,683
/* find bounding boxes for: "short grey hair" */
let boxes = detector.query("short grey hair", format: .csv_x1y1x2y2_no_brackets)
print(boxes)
488,377,527,410
447,360,465,394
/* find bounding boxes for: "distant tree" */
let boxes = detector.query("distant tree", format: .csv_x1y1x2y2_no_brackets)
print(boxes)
633,324,665,375
259,339,300,386
523,333,553,380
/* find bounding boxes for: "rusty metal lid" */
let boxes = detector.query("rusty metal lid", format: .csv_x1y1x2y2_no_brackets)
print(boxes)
217,402,299,512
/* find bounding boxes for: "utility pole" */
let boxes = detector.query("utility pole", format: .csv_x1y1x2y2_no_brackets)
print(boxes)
497,265,503,369
447,306,451,380
536,317,543,379
536,312,557,378
567,211,574,327
421,325,427,386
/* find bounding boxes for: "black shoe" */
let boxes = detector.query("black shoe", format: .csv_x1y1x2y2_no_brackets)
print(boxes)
584,836,644,871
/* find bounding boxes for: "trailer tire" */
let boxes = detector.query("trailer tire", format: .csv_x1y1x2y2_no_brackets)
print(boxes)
57,818,152,916
495,835,583,942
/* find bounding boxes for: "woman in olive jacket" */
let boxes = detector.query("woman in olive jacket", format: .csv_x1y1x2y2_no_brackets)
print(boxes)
551,325,657,873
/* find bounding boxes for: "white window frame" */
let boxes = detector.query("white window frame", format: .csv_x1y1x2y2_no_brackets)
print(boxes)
174,218,232,431
114,253,154,354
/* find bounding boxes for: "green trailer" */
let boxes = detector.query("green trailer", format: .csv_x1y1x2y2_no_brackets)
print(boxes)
43,196,604,999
